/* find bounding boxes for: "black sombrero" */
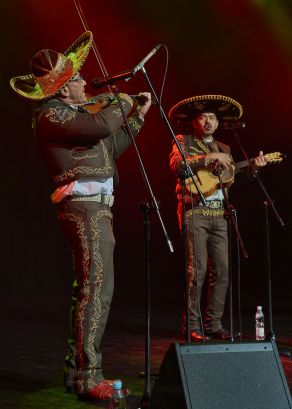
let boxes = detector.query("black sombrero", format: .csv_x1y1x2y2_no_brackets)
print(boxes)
169,94,243,122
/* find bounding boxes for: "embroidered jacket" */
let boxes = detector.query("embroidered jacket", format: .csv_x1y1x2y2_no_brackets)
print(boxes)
35,97,143,187
169,133,231,205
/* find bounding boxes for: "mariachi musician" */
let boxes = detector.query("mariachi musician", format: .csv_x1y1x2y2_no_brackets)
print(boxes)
169,95,267,342
10,31,152,402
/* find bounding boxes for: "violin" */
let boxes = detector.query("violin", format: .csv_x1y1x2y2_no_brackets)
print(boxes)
81,93,151,114
81,93,116,114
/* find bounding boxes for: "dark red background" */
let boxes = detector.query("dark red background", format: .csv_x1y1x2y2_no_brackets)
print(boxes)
1,0,291,322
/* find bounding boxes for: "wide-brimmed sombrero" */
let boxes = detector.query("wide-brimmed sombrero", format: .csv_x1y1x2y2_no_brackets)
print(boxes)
169,95,243,122
10,31,93,100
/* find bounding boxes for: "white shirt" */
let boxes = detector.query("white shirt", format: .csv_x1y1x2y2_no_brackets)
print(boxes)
51,178,113,203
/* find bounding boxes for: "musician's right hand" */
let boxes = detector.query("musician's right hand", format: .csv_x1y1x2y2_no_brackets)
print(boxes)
119,93,134,107
205,152,232,170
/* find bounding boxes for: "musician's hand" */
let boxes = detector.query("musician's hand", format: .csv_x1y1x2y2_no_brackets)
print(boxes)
253,151,267,167
205,152,232,170
134,92,152,120
119,93,134,107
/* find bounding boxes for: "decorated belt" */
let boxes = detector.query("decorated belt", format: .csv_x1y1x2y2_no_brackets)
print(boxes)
69,193,114,207
186,208,225,217
203,200,224,209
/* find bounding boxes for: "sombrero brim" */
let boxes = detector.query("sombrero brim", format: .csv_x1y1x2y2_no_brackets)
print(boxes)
169,95,243,122
10,31,93,101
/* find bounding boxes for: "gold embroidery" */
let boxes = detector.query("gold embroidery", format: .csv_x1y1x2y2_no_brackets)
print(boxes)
72,150,99,160
183,139,209,167
128,116,142,131
46,106,76,124
192,139,211,155
59,208,112,391
61,211,90,393
54,141,112,184
86,209,112,389
186,208,225,217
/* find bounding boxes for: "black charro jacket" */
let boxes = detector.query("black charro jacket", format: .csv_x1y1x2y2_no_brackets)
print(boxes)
35,96,144,188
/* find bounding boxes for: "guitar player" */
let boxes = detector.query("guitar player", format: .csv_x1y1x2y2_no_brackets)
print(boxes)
169,95,267,342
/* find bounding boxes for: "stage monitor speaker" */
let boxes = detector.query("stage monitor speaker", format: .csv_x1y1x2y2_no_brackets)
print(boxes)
149,340,292,409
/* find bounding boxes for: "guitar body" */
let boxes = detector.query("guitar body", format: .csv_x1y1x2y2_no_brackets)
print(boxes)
185,166,235,196
184,152,283,197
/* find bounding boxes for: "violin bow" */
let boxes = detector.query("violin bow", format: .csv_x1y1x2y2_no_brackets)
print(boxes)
73,0,113,94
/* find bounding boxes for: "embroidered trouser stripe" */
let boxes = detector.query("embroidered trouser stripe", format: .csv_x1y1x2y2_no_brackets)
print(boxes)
58,200,115,392
185,209,229,333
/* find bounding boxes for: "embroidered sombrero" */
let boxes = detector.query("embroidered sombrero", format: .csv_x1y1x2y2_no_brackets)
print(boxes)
169,95,243,122
10,31,93,100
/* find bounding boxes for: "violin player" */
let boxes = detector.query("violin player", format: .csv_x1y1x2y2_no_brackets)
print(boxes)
10,31,152,402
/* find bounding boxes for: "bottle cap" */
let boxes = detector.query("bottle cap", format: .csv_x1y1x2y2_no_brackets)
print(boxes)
257,305,262,309
113,380,122,389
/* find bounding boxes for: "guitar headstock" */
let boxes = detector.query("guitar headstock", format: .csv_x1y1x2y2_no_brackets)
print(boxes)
264,152,285,164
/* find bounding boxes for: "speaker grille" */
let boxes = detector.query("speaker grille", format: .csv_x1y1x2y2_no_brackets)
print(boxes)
150,340,292,409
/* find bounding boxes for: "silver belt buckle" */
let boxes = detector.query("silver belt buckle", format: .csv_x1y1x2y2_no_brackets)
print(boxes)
70,193,114,206
210,201,220,209
103,194,114,207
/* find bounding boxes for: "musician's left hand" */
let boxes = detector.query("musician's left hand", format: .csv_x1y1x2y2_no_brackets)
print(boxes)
254,151,267,167
135,92,152,120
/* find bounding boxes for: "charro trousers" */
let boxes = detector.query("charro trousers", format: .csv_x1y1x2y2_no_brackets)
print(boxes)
58,200,115,393
186,209,229,333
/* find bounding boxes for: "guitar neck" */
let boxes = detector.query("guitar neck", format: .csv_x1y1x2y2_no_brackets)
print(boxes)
235,152,282,171
235,158,254,171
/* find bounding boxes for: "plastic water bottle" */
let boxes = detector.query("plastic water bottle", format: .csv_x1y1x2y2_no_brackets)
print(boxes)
255,306,265,341
109,380,126,409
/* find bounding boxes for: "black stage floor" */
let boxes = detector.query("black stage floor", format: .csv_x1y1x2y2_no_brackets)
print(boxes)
1,299,292,409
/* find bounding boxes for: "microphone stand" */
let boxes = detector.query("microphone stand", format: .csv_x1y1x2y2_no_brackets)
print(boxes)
228,129,285,341
106,84,173,409
136,65,206,408
252,174,284,340
139,67,207,208
220,184,247,341
111,85,173,253
138,201,153,409
179,170,191,344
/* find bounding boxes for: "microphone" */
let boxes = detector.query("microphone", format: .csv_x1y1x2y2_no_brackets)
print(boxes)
92,69,134,89
221,121,246,130
91,44,162,89
132,44,162,74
